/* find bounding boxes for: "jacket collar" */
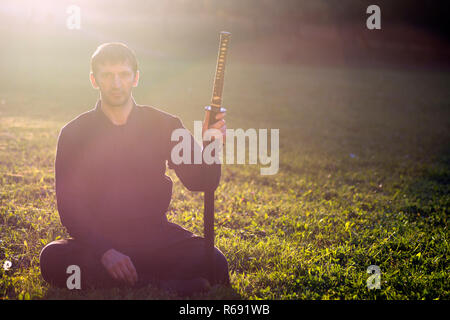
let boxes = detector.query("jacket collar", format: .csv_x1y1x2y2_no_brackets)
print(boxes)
94,98,138,127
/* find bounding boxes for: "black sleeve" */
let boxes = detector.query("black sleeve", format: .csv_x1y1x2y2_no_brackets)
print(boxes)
55,127,112,259
167,117,221,192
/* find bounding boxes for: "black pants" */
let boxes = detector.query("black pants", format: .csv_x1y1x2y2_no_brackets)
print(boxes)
39,236,230,290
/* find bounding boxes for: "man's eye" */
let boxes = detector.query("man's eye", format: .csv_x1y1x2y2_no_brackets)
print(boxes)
120,72,131,78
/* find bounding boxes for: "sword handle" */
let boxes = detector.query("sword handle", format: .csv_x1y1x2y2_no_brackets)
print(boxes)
204,31,231,132
211,32,231,108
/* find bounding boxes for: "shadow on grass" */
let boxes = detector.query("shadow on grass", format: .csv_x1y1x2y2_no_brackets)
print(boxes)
398,144,450,225
42,282,241,300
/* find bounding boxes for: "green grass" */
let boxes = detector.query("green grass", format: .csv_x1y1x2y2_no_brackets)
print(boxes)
0,27,449,299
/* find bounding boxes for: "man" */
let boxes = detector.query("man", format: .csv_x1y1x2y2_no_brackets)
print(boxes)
39,42,229,296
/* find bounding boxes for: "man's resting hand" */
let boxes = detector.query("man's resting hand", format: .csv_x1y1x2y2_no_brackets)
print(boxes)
101,249,138,286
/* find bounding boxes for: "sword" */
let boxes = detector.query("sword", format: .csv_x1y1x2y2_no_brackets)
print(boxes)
203,31,231,284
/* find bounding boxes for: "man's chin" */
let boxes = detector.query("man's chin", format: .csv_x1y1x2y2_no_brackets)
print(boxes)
103,95,129,107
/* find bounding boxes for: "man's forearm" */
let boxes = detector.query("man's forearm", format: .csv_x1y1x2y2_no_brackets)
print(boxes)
169,135,221,191
59,212,113,258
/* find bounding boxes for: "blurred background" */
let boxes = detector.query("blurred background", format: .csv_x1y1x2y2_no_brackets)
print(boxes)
0,0,448,157
1,0,449,66
1,0,449,171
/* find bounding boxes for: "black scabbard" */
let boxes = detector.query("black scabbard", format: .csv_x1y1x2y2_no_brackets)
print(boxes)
204,188,215,283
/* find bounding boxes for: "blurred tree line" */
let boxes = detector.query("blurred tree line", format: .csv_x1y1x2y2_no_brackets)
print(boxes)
106,0,449,39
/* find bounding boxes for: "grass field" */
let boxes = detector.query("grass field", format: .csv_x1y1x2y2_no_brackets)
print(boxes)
0,20,449,299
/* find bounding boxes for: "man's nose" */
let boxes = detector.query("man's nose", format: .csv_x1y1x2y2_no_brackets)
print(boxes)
112,74,121,87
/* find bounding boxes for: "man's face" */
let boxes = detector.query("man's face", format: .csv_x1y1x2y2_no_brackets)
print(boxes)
91,61,139,107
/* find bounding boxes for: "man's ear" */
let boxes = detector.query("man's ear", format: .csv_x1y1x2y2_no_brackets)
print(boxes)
90,72,99,89
133,70,140,87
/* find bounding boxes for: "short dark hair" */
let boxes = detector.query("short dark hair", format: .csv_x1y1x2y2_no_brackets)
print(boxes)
90,42,138,76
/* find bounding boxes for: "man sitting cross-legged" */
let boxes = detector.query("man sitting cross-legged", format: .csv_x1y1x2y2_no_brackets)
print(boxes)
39,42,229,296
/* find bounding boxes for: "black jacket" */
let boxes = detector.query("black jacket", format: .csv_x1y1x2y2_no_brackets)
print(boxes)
55,100,220,258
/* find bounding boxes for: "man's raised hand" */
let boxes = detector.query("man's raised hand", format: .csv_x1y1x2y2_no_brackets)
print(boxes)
203,111,227,144
101,248,138,286
210,112,226,137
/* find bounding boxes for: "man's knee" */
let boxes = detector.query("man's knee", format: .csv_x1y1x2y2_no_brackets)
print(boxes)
39,240,70,287
213,247,230,286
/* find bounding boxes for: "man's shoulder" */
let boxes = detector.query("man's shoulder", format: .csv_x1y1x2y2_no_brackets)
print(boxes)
59,103,184,138
136,104,182,127
59,109,96,136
